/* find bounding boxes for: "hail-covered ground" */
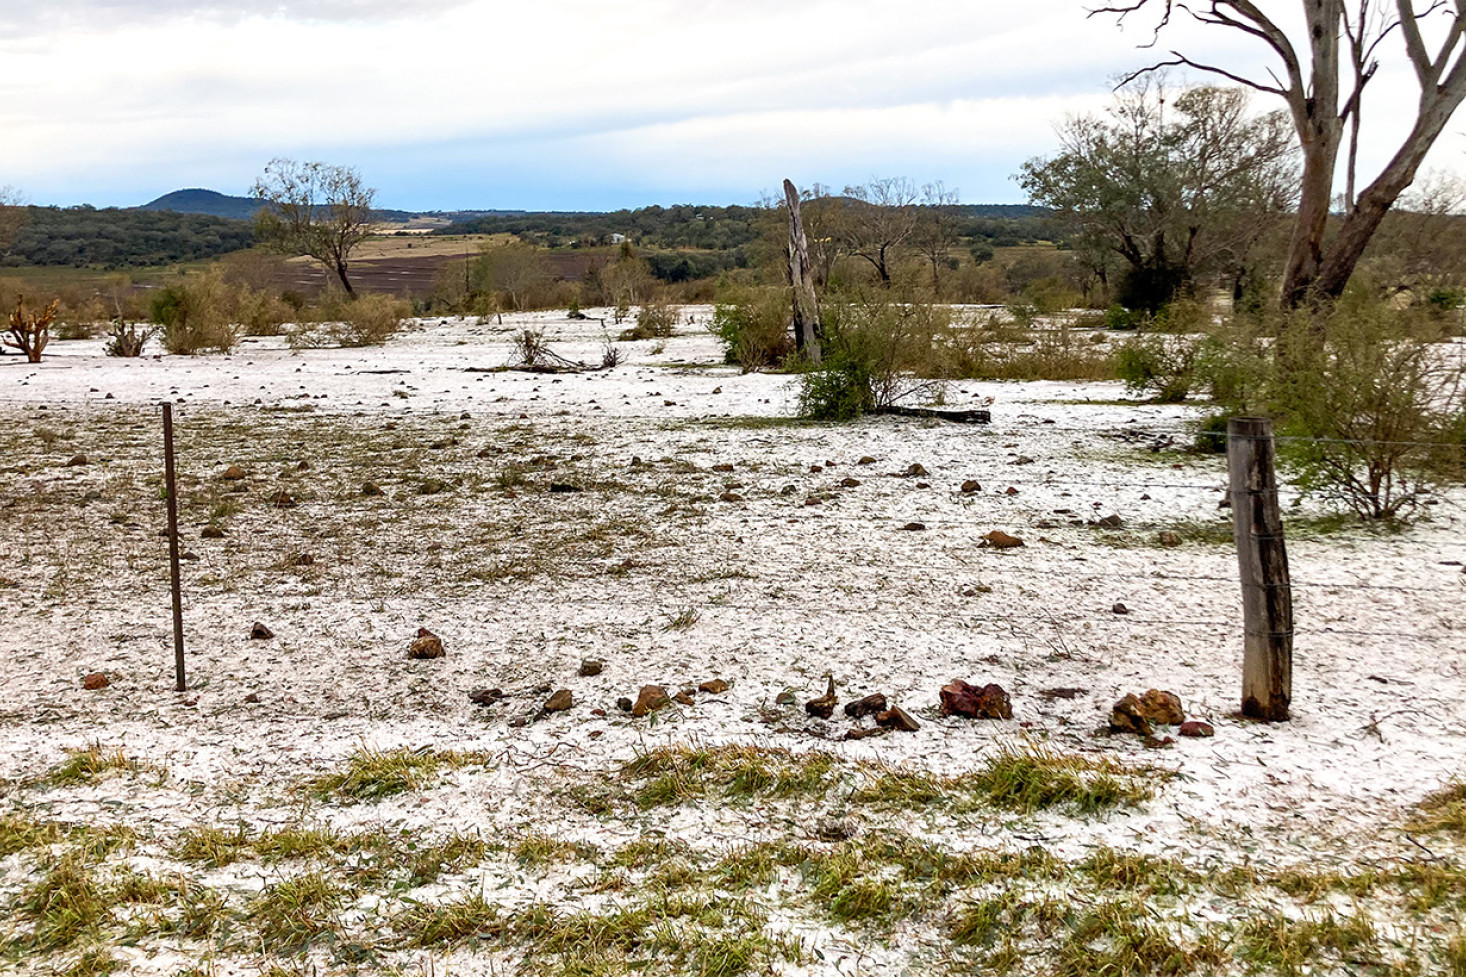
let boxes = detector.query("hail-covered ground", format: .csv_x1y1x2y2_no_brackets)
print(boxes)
1,308,1464,977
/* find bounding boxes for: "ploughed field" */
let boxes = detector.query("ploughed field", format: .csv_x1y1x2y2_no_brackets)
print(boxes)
1,309,1464,977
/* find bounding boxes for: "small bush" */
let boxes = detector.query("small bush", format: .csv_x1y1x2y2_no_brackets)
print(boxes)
104,319,154,357
1105,304,1143,331
152,269,240,355
1194,413,1231,453
710,286,794,372
1112,333,1202,402
619,299,678,341
292,292,408,348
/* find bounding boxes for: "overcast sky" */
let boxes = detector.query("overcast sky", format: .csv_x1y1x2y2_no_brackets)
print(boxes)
2,1,1462,211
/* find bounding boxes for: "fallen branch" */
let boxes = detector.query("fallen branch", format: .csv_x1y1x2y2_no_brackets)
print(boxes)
870,406,992,424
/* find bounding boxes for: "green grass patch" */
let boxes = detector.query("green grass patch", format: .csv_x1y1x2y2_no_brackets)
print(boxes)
305,747,487,802
1408,781,1466,836
243,871,342,952
0,813,66,857
621,745,838,809
44,745,149,787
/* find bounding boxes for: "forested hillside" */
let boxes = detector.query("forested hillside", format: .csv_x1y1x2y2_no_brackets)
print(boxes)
3,206,256,268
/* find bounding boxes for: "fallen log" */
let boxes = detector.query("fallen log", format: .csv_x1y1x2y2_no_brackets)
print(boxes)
871,406,991,424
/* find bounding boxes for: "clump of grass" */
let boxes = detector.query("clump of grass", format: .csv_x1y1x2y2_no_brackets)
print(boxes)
856,746,1158,815
254,824,362,862
305,747,484,802
393,892,507,947
1409,782,1466,836
661,606,700,631
0,813,65,857
951,891,1068,948
1057,899,1224,977
512,832,598,866
45,744,143,787
245,871,342,951
172,825,252,867
621,745,838,809
1080,847,1194,896
406,833,496,886
15,850,110,950
1234,911,1379,977
57,946,120,977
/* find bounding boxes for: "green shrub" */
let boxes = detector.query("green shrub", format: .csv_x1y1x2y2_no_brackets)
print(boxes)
1112,333,1202,402
292,292,408,348
619,299,678,341
1105,304,1143,331
152,269,240,355
1194,413,1230,453
710,287,794,372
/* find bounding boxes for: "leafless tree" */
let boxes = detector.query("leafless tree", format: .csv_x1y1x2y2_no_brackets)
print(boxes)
1096,0,1466,307
252,159,376,296
912,182,961,294
836,177,922,286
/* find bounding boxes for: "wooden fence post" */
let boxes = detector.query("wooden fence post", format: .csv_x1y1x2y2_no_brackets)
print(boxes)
162,403,186,693
1227,417,1292,721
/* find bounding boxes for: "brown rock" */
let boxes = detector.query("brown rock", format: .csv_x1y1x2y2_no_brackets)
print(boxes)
1157,531,1182,547
222,465,246,480
940,680,1012,720
82,672,109,690
876,706,920,732
1096,513,1124,529
711,463,734,472
775,691,797,706
362,481,384,497
803,496,822,506
591,708,607,717
805,677,837,719
719,492,743,502
578,659,604,677
616,696,634,712
673,691,695,706
1179,720,1215,738
66,453,89,467
857,456,877,465
839,477,861,488
900,522,927,531
979,530,1024,549
633,685,670,717
469,688,503,706
844,693,888,719
1139,689,1185,726
1004,486,1019,496
960,480,982,493
1039,687,1087,700
1109,694,1154,736
844,727,891,741
249,622,275,640
408,627,445,660
698,678,730,694
271,490,296,508
1112,602,1130,615
905,463,929,477
244,692,260,703
201,525,225,539
543,689,574,712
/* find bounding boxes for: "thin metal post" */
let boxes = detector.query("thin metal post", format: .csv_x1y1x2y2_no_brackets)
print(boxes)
163,403,186,692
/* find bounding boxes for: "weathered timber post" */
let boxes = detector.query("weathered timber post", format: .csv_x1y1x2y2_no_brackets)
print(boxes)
783,178,821,363
1227,417,1292,721
162,403,186,692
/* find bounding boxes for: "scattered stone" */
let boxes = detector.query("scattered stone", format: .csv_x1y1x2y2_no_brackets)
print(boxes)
904,463,928,477
408,627,445,660
844,727,891,741
900,522,926,531
979,530,1024,549
66,453,89,467
1139,689,1185,725
673,691,695,706
1108,694,1154,737
249,622,275,640
1011,455,1034,465
418,478,448,495
857,456,877,465
711,386,722,394
775,691,797,706
699,679,730,694
711,463,734,472
508,716,530,728
809,464,823,473
591,708,606,717
549,482,582,493
1179,720,1215,738
1096,513,1124,529
839,477,861,488
469,688,504,706
805,677,837,719
633,685,670,717
222,465,246,480
244,692,260,704
543,689,574,712
720,492,743,502
1143,735,1175,749
1112,602,1130,615
296,460,311,471
915,481,931,489
940,680,1012,720
578,659,604,677
876,706,921,732
1039,687,1087,700
201,525,225,539
1004,486,1019,496
960,479,981,493
362,481,384,497
616,696,634,713
271,490,296,508
844,693,888,719
803,497,822,506
82,672,109,690
1157,530,1182,547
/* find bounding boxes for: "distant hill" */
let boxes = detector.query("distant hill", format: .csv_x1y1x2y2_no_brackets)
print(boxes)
141,188,421,224
4,205,255,268
140,189,264,221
